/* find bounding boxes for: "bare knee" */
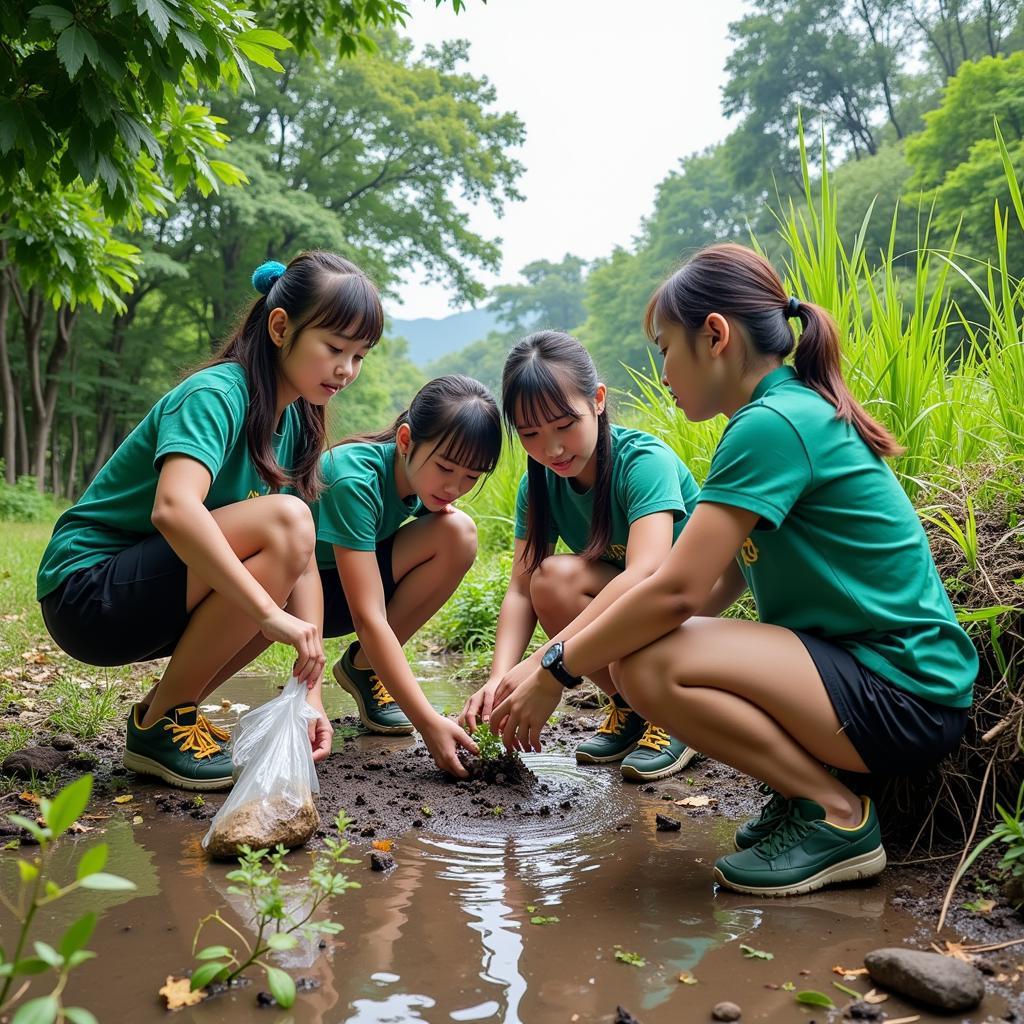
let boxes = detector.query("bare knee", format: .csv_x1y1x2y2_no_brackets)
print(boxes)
617,646,674,720
439,509,477,572
261,494,315,569
529,555,584,619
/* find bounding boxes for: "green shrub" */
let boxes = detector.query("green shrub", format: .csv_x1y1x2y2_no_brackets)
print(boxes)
433,552,511,653
0,474,58,523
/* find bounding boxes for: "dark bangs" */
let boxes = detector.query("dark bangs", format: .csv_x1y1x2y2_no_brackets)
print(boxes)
428,396,502,474
502,352,583,433
296,271,385,346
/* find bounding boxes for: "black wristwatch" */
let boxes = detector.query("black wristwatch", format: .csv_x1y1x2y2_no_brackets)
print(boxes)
541,641,584,689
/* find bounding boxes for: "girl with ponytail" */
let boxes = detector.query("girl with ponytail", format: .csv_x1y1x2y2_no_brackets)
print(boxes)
460,331,703,784
489,244,977,897
315,375,502,777
37,251,385,790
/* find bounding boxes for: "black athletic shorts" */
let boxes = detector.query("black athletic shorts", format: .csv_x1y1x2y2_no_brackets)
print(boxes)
319,534,398,639
40,533,189,666
794,630,970,775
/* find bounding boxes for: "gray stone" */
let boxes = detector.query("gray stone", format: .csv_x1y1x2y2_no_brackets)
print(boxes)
370,851,395,872
864,947,984,1012
711,1002,742,1021
50,734,76,751
1,746,68,778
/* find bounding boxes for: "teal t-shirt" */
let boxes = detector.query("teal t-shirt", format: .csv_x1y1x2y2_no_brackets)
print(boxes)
37,362,303,600
514,425,700,569
313,442,423,569
697,365,977,708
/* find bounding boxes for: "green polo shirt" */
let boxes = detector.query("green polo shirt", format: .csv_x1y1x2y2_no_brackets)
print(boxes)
698,365,977,708
37,362,303,600
313,442,423,568
513,425,700,569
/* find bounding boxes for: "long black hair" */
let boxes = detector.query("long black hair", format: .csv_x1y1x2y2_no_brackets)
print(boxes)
340,374,502,474
502,331,612,573
646,243,902,457
199,250,384,502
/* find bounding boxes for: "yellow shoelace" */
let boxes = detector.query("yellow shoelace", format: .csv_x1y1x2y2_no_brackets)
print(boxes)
637,724,671,752
197,713,231,744
369,676,397,707
596,704,631,736
165,707,222,761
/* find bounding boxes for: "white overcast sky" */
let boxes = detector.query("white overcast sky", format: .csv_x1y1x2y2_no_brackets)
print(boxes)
391,0,748,319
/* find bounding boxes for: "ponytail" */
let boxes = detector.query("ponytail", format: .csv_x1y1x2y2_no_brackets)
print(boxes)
645,243,902,459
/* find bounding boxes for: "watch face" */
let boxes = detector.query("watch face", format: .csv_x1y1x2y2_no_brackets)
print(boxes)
541,644,559,668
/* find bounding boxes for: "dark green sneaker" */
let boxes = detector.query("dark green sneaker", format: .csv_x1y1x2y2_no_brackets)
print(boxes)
713,797,886,897
734,784,791,850
332,643,413,735
620,724,699,782
123,703,234,791
575,694,647,764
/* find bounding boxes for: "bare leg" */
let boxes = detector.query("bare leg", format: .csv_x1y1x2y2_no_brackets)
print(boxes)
617,617,867,827
351,511,478,670
140,495,315,727
529,554,621,696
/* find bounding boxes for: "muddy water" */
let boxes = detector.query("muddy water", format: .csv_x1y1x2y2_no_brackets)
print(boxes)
1,668,1009,1023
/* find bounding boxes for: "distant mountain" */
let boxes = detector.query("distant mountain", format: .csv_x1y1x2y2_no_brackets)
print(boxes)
390,308,502,367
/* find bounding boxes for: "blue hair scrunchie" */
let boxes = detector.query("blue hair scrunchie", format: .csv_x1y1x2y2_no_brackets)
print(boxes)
252,260,287,296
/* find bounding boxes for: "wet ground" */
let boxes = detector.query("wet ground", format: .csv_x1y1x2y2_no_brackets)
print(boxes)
2,664,1022,1023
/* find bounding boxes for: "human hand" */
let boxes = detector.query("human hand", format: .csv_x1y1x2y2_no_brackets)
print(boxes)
421,714,479,778
492,655,541,707
257,607,324,686
307,705,333,763
459,677,501,732
489,667,562,754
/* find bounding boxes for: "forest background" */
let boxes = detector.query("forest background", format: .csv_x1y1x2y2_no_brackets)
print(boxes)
1,0,1023,843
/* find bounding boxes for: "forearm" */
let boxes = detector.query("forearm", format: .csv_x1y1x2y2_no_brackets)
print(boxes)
154,503,278,622
697,562,748,618
489,588,539,681
287,555,324,636
562,570,692,680
355,616,437,729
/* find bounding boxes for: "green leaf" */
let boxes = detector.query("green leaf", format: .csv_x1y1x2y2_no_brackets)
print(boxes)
9,814,50,844
55,25,98,79
236,28,293,50
45,775,91,836
740,944,773,960
832,980,861,999
529,916,559,926
33,942,62,969
12,957,50,976
78,872,135,892
189,960,228,991
66,950,97,969
76,843,108,880
59,913,97,960
195,945,234,960
63,1008,99,1024
18,860,39,883
795,990,835,1008
29,5,74,31
137,0,171,41
235,41,285,73
266,933,298,951
613,948,645,967
11,995,58,1024
265,966,296,1008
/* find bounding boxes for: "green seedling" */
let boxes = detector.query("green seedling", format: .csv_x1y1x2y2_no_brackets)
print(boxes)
613,947,645,967
188,811,360,1008
529,915,559,925
472,722,503,762
0,774,136,1024
740,944,773,960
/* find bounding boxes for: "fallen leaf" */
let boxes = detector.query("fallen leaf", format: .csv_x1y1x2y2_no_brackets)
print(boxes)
113,794,134,804
832,965,869,977
372,839,393,852
932,941,976,963
864,989,888,1004
2,612,24,622
678,972,698,985
132,815,143,825
17,792,39,805
68,821,95,834
21,650,51,664
962,898,996,913
159,975,207,1010
740,944,774,960
674,796,714,807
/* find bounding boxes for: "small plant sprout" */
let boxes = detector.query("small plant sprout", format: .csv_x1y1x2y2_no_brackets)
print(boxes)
188,811,360,1008
471,722,503,762
613,947,646,967
0,774,136,1023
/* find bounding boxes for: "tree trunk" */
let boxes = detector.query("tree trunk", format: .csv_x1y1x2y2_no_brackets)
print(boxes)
67,411,79,501
31,303,77,491
50,423,62,499
14,379,28,476
0,258,15,484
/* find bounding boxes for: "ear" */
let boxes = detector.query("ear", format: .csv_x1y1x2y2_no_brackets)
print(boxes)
594,382,607,415
705,313,731,358
396,422,412,454
267,307,289,348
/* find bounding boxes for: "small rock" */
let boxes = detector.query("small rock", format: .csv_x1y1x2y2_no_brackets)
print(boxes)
614,1007,641,1024
50,734,76,751
1,746,68,778
655,813,681,832
864,947,984,1012
370,851,395,872
256,990,276,1007
712,1001,741,1021
844,1000,884,1020
68,752,97,769
295,977,319,992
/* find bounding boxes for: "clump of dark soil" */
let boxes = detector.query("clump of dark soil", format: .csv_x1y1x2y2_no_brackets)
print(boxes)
456,747,536,788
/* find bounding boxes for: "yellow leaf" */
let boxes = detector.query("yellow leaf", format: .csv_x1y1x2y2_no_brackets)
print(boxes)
678,971,698,985
113,794,134,804
159,975,207,1010
17,792,40,805
371,839,393,852
132,815,144,825
832,965,869,976
674,795,714,807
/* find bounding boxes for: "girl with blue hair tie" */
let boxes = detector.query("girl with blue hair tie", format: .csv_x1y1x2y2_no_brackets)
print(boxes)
37,251,384,791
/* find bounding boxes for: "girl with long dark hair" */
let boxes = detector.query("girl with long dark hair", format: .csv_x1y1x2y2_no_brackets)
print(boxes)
489,244,977,896
37,251,384,790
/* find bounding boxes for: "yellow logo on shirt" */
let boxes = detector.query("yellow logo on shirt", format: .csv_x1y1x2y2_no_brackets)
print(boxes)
741,537,759,565
246,489,260,500
604,543,627,563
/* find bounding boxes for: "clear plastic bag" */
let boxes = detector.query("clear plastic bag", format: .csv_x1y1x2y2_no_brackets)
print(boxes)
203,678,321,859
